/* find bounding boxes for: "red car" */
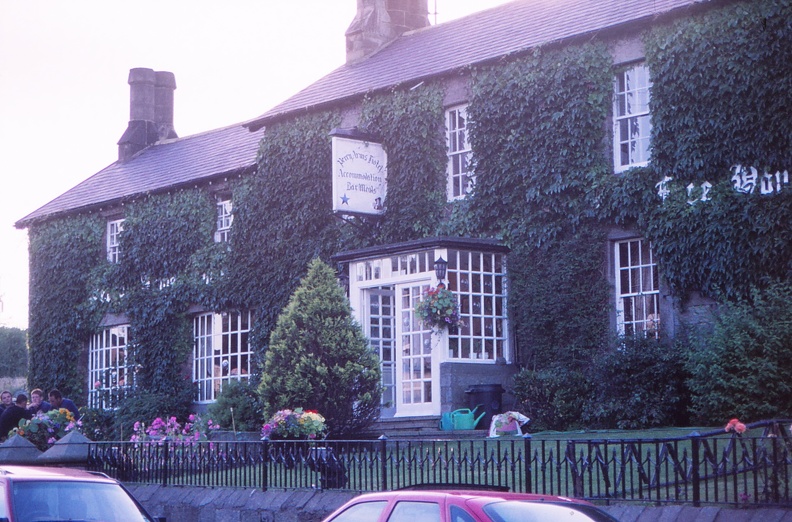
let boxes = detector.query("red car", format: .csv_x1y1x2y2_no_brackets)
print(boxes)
0,465,161,522
322,488,619,522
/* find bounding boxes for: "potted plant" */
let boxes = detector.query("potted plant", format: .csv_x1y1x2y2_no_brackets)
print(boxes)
260,408,327,440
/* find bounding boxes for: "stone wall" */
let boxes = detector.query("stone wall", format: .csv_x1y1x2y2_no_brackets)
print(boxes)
126,485,792,522
126,485,355,522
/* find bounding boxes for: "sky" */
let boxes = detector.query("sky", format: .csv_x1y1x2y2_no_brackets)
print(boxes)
0,0,513,330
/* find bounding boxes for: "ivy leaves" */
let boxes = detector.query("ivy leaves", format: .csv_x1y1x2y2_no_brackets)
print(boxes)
640,0,792,299
113,190,216,397
467,43,613,247
360,84,448,243
221,111,347,338
117,190,216,290
28,215,104,396
646,0,792,177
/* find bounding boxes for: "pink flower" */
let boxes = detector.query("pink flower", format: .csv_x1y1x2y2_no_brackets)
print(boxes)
94,380,102,389
725,418,748,434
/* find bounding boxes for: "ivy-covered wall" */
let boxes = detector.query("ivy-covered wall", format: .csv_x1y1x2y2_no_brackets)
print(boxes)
219,111,349,341
467,42,615,369
28,215,104,397
637,0,792,300
114,190,217,399
24,0,791,427
359,84,449,243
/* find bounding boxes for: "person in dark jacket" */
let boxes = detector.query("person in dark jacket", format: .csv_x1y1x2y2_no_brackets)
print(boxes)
27,388,52,415
48,389,80,420
0,394,32,439
0,390,12,415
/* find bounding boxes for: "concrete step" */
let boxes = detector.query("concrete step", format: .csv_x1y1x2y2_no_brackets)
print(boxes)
360,416,489,440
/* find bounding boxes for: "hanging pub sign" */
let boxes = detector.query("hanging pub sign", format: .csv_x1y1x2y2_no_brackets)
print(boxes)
330,128,387,216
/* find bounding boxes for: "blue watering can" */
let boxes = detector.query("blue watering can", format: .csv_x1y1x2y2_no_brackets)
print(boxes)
439,412,454,431
451,405,486,430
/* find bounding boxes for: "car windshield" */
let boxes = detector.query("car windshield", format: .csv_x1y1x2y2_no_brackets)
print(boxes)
11,480,154,522
483,500,618,522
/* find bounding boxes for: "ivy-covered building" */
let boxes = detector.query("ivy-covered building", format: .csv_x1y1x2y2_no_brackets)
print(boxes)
16,0,791,428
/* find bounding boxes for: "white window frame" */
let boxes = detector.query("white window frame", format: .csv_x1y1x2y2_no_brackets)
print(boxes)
614,238,660,338
613,63,652,173
88,325,133,409
214,199,233,243
107,219,124,263
350,248,509,364
364,286,397,411
193,310,253,403
446,105,474,200
446,249,509,362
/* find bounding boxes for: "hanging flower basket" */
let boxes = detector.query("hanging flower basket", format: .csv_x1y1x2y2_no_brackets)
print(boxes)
414,286,464,330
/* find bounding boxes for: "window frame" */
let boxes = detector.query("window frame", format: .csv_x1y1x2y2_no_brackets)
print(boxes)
88,324,133,409
106,219,124,263
614,238,660,338
193,310,253,403
214,199,233,243
446,249,509,362
446,105,474,200
613,62,652,173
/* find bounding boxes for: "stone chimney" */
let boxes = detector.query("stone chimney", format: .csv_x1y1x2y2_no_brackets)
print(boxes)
154,71,177,141
117,68,177,161
345,0,429,63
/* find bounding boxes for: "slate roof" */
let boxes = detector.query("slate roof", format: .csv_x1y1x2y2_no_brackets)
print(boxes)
17,0,709,228
245,0,708,130
16,123,263,227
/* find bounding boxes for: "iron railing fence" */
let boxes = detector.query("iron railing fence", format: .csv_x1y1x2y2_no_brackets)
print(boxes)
86,419,792,506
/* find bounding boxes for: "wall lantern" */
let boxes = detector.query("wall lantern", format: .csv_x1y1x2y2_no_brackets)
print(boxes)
434,257,448,287
336,265,350,294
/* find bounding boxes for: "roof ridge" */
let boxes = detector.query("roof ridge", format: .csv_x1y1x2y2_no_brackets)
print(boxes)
245,0,706,129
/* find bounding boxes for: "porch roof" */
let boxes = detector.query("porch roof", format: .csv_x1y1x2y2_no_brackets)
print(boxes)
332,236,509,263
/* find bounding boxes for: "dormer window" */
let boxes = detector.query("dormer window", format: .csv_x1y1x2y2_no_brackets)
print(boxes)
613,63,652,173
446,105,474,200
215,200,233,243
107,219,124,263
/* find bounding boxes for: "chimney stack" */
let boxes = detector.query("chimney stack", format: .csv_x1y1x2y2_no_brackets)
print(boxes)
117,68,177,161
345,0,429,63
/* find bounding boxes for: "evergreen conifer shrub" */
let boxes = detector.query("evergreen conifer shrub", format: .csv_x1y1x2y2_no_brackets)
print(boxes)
258,259,381,437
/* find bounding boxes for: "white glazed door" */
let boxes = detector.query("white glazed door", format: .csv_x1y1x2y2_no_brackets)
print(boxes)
365,288,397,414
396,283,438,416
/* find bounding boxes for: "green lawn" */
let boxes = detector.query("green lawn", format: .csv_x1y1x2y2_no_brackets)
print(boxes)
526,426,719,440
